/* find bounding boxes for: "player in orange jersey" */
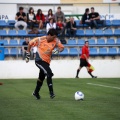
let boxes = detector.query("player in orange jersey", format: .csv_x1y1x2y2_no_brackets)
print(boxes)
26,28,64,99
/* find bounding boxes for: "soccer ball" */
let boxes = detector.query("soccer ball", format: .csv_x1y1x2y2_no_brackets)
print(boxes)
74,91,84,101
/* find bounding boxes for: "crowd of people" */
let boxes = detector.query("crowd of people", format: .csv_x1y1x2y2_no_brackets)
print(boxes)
15,6,77,39
15,6,106,38
18,6,107,59
81,7,107,30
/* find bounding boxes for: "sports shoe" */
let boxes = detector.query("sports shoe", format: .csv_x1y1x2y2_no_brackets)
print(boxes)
75,76,79,78
32,92,40,100
92,76,97,78
50,93,55,99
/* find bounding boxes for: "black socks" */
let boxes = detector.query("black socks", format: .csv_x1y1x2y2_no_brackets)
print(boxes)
76,69,80,77
34,80,43,94
88,71,94,78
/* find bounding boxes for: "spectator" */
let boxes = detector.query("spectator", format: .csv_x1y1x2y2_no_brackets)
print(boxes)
36,9,45,29
66,17,77,39
15,7,27,30
89,7,106,29
27,7,36,30
56,18,65,40
46,17,56,33
55,6,65,23
46,9,55,23
81,8,93,29
22,37,32,60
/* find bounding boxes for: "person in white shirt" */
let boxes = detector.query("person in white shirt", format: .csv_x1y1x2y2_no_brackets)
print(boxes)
46,17,56,33
27,7,36,30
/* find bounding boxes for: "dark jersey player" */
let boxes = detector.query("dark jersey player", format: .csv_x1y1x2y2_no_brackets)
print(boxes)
75,41,97,78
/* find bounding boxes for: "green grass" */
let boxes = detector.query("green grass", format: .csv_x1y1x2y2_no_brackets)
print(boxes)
0,78,120,120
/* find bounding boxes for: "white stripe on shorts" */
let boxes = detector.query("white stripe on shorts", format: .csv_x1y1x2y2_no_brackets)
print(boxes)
35,63,47,74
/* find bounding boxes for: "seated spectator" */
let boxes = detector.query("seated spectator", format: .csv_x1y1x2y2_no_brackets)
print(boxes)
56,18,65,40
89,7,106,30
55,6,65,23
66,17,77,39
46,9,55,23
46,17,56,33
81,8,93,29
15,7,27,30
36,9,45,29
22,37,32,60
27,7,36,30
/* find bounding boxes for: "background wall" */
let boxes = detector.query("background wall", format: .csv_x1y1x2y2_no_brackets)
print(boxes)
0,60,120,79
0,4,17,20
0,0,60,4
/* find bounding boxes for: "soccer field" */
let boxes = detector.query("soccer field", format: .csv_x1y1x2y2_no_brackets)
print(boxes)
0,78,120,120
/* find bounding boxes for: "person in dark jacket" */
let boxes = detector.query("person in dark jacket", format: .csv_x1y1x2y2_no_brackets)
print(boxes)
27,7,36,30
81,8,93,29
89,7,106,30
66,17,77,39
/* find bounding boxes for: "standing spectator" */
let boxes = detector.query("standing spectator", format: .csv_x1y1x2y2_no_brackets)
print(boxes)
46,17,56,33
81,8,93,29
27,7,36,30
89,7,106,29
15,7,27,30
22,37,32,60
66,17,77,39
55,6,65,23
46,9,55,23
36,9,45,29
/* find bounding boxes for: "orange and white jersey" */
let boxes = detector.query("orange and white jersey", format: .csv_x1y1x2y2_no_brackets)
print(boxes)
29,36,64,64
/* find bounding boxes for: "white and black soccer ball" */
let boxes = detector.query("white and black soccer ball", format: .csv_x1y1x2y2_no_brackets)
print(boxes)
74,91,84,101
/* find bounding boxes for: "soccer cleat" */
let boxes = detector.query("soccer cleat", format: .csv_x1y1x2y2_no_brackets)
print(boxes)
92,76,97,78
75,76,79,78
50,93,55,99
32,92,40,100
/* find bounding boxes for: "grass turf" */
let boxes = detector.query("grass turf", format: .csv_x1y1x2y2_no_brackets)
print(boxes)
0,78,120,120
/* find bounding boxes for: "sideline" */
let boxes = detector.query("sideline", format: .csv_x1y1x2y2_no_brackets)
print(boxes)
87,83,120,90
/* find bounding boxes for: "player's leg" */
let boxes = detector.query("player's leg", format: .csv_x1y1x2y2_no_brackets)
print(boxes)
33,69,45,99
76,58,83,78
86,67,97,78
76,66,82,78
35,61,55,98
42,63,55,98
43,62,55,98
46,70,55,98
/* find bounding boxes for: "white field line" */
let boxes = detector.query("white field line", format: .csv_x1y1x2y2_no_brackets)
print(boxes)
87,83,120,90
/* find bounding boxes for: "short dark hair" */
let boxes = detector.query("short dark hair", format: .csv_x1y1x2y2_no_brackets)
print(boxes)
85,40,89,44
57,6,61,9
91,7,94,10
19,7,23,10
85,8,89,14
47,28,58,36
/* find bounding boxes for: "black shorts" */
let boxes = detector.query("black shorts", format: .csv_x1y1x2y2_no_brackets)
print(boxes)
80,58,88,67
35,60,54,78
